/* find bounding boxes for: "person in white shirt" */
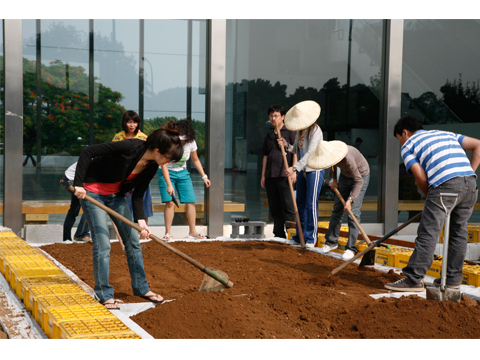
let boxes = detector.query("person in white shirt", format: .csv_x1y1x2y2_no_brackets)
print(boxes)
158,120,211,240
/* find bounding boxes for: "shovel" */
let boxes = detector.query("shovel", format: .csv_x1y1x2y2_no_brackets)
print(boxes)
330,185,390,265
426,193,461,303
69,186,233,293
331,187,372,246
276,122,306,249
171,193,180,208
329,211,423,277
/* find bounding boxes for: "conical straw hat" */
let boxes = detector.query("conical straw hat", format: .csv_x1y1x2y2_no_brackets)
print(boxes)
307,140,348,170
284,100,321,131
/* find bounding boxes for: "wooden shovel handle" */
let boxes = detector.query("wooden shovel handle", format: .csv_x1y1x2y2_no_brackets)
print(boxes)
329,211,423,277
332,187,371,245
276,124,306,249
70,186,233,288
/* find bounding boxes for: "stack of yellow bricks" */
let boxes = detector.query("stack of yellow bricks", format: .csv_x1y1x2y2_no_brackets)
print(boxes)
0,231,142,339
288,223,480,287
439,224,480,243
373,246,480,287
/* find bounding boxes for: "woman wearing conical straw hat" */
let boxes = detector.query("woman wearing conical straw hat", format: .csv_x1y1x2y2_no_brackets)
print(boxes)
307,140,370,260
277,101,324,248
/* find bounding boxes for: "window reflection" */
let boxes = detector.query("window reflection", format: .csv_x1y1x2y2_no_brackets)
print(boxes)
400,19,480,222
94,20,139,142
226,19,383,225
19,19,208,226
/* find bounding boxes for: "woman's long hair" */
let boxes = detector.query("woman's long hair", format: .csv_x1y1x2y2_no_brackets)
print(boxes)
145,120,183,162
304,122,319,142
176,120,196,144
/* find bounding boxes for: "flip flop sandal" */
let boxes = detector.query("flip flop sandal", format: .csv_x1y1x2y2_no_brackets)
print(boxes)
185,233,206,240
102,299,122,310
162,234,172,241
140,293,164,304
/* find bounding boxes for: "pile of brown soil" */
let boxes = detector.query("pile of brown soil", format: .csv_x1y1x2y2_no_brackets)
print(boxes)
41,240,480,339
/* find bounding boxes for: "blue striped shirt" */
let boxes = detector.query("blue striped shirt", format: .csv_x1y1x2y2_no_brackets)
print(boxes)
401,130,476,188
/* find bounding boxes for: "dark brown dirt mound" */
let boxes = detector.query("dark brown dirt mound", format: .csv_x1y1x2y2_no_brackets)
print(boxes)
41,240,480,339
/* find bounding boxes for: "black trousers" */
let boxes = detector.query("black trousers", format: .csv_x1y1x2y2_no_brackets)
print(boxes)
265,177,296,238
62,176,90,240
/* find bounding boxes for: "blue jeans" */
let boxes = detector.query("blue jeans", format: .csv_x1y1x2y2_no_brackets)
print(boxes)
292,170,324,245
325,173,370,253
80,191,150,303
404,176,478,284
125,185,154,218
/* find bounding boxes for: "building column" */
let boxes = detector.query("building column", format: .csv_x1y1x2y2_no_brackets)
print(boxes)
205,20,226,237
379,19,404,233
3,19,24,234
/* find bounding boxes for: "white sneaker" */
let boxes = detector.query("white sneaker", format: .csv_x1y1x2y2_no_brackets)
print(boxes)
285,240,300,247
305,243,315,248
342,249,355,261
321,244,338,253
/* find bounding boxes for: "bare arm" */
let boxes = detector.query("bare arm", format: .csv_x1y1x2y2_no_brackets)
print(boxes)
161,165,174,196
261,156,267,188
409,162,429,197
461,136,480,172
190,150,211,188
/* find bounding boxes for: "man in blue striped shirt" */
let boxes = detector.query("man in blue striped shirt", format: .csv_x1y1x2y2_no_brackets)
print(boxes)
385,116,480,292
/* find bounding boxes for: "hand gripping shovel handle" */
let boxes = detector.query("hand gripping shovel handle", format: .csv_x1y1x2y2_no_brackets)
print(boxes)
332,187,371,245
69,186,233,289
328,211,423,278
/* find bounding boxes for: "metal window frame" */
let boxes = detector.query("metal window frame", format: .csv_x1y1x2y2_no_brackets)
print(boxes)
89,20,94,145
139,19,144,126
35,20,42,166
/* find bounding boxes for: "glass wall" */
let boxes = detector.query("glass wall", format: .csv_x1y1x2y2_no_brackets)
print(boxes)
20,19,207,226
0,20,4,225
225,19,384,225
142,19,207,226
400,19,480,223
22,20,90,207
94,19,138,141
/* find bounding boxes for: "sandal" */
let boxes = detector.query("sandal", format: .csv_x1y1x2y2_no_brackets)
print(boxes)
185,233,206,240
140,292,164,304
102,299,122,310
162,234,172,241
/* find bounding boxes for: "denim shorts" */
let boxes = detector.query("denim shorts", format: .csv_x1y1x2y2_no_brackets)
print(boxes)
158,168,196,203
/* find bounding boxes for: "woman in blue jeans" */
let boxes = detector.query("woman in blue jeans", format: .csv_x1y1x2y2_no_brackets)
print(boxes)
277,101,324,248
72,121,183,309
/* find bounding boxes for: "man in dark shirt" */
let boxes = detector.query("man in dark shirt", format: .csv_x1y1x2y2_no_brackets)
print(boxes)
261,104,297,238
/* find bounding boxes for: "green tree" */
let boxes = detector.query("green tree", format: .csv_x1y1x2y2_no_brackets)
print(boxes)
440,74,480,123
21,58,126,155
144,116,206,158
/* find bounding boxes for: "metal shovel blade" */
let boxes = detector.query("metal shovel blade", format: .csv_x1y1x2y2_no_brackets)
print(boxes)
359,249,376,266
199,267,230,293
425,285,462,303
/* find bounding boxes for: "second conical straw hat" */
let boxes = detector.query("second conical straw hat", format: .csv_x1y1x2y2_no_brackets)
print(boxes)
284,100,321,131
307,140,348,170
